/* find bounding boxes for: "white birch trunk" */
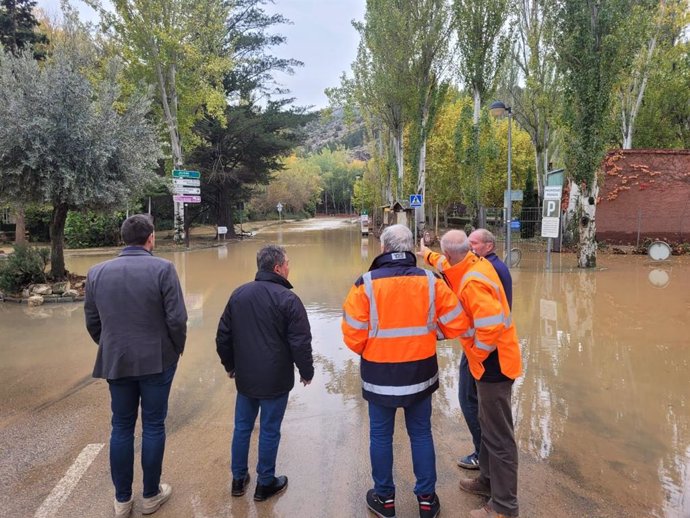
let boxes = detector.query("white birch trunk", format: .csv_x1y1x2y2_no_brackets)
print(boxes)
576,183,599,268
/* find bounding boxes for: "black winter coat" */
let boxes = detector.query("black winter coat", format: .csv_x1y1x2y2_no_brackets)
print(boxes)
215,271,314,398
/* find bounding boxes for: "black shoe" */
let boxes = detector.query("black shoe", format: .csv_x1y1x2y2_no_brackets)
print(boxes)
231,473,250,497
366,489,396,518
418,493,440,518
253,475,288,502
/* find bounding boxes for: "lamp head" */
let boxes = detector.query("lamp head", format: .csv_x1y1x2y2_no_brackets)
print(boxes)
489,100,511,118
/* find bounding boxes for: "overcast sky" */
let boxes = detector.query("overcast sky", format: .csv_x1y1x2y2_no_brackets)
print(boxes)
35,0,365,110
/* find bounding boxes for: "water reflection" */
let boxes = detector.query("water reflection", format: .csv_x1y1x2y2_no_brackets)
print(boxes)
1,220,689,517
514,255,690,517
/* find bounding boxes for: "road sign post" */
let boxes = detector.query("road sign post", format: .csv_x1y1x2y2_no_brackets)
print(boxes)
277,202,283,224
171,170,201,244
409,194,423,247
541,186,563,269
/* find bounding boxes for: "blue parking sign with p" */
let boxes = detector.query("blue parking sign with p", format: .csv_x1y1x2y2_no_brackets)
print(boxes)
409,194,423,207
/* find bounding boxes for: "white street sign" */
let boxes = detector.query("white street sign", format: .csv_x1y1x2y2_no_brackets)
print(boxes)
541,217,560,238
277,202,283,213
541,185,563,238
173,187,201,195
173,195,201,203
543,186,563,200
173,178,201,187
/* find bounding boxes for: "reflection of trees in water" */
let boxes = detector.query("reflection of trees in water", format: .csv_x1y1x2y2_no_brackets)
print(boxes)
435,341,462,418
313,341,463,420
514,264,690,516
315,352,363,403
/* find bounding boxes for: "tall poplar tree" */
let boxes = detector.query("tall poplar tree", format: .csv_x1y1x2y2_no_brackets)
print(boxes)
452,0,510,222
554,0,650,267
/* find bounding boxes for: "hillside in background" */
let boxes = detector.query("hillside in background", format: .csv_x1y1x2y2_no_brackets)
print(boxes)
302,108,370,161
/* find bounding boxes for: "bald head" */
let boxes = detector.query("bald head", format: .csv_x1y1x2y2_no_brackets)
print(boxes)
468,228,496,257
440,229,471,265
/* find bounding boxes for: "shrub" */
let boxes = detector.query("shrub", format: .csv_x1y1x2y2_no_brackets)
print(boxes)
65,211,124,248
0,243,50,293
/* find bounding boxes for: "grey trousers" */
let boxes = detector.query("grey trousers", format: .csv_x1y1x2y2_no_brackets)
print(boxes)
477,380,519,517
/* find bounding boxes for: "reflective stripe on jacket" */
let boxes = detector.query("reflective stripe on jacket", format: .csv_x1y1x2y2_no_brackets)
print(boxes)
424,250,521,381
341,251,464,407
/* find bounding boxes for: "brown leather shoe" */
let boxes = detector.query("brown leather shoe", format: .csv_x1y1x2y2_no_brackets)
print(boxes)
458,477,491,497
469,503,518,518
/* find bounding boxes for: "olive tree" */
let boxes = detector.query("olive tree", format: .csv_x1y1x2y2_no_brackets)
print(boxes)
0,37,161,279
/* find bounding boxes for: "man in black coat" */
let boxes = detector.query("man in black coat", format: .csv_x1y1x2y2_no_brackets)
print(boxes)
216,244,313,502
85,214,187,517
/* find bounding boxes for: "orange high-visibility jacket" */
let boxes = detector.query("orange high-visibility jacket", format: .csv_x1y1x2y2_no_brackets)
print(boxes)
341,251,464,407
424,250,521,381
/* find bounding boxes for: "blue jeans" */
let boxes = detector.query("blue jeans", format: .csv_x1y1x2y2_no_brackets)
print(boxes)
459,353,481,455
231,392,289,486
368,395,436,497
108,362,177,502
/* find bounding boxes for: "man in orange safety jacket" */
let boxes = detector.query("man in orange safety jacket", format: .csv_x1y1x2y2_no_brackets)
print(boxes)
419,229,521,518
342,224,464,518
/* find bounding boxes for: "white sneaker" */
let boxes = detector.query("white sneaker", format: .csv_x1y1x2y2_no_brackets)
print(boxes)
113,497,133,517
142,483,172,515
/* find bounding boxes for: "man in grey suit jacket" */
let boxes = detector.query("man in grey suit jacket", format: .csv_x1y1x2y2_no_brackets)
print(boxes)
85,214,187,517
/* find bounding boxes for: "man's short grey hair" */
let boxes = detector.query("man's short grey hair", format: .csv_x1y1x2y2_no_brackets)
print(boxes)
381,224,414,253
440,230,470,261
475,228,496,250
257,245,287,272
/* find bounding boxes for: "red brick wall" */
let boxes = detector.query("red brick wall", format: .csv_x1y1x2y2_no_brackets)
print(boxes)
596,149,690,245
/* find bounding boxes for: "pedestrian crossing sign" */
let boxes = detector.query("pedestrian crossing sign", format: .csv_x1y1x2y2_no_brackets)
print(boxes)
409,194,423,207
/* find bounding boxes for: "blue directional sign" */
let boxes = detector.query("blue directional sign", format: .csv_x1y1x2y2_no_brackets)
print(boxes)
409,194,423,207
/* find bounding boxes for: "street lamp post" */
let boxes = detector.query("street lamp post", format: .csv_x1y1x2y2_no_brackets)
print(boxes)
490,100,512,268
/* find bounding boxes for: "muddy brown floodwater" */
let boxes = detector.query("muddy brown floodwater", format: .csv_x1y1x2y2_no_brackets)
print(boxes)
0,217,688,518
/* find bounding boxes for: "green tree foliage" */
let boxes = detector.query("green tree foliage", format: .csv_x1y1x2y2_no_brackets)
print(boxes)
311,148,367,214
452,0,510,223
631,1,690,149
187,0,312,234
65,211,125,248
0,29,161,279
87,0,232,167
251,154,323,216
223,0,303,103
0,0,48,58
506,0,561,197
352,0,414,202
190,100,313,234
554,0,654,267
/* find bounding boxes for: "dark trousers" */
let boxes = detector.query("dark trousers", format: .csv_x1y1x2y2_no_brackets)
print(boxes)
477,380,519,517
458,354,481,454
231,392,289,486
368,395,436,497
108,362,177,502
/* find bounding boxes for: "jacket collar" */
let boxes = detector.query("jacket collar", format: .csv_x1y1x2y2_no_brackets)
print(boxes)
440,252,480,291
369,251,417,271
119,246,153,257
255,270,293,289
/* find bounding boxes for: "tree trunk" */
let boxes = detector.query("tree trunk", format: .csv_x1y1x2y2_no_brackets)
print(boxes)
392,126,404,200
14,207,26,245
576,183,599,268
217,185,236,237
49,203,69,280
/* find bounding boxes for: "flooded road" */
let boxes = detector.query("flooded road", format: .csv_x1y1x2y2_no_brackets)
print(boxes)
1,218,689,518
